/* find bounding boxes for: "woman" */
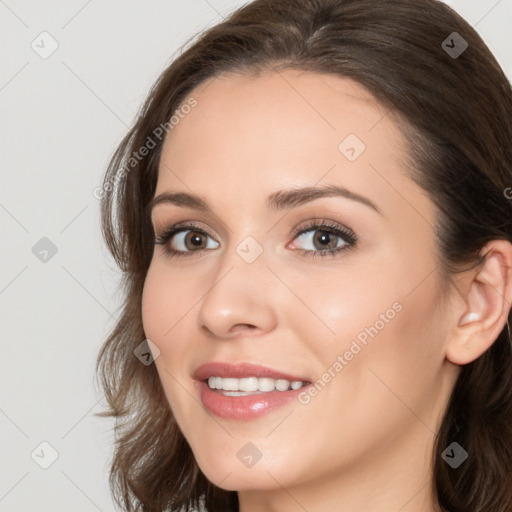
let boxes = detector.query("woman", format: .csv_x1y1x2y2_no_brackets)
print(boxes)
95,0,512,511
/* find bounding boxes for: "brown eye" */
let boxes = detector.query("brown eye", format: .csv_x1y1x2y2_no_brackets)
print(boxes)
179,231,208,251
297,228,350,251
311,230,340,251
291,221,356,256
154,225,219,258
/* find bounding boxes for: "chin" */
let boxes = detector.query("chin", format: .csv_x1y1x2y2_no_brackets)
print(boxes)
196,449,301,492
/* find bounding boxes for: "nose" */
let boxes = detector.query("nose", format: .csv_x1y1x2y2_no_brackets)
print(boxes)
196,246,278,339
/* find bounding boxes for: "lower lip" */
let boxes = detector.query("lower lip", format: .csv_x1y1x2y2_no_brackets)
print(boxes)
196,380,310,420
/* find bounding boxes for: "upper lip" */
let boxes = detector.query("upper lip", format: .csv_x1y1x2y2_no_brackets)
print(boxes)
193,362,311,383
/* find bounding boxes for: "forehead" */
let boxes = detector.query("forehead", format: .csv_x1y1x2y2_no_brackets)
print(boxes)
155,68,429,223
163,68,392,154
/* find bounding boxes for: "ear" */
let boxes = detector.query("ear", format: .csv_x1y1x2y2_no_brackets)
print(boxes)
445,239,512,366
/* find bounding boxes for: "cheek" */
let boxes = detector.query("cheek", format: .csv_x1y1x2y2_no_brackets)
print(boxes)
140,264,200,415
141,263,195,354
295,264,405,359
300,255,446,396
335,271,446,414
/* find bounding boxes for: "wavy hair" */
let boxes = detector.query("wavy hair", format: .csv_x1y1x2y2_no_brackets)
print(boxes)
94,0,512,510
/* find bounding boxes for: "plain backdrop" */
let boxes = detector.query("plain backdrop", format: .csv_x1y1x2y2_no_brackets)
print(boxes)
1,0,511,510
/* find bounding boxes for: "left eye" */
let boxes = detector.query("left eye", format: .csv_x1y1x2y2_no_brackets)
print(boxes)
291,227,350,252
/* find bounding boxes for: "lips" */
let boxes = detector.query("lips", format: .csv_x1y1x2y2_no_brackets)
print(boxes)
193,361,311,383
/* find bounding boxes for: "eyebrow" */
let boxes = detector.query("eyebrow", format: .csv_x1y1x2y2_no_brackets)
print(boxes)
146,184,382,217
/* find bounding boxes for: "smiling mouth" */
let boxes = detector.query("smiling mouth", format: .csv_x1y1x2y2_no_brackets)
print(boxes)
203,376,310,395
196,374,313,420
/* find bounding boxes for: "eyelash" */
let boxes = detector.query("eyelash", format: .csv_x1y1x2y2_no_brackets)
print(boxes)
154,219,358,259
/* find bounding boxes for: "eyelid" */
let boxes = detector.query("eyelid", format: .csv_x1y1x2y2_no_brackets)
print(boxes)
154,218,355,243
292,218,357,241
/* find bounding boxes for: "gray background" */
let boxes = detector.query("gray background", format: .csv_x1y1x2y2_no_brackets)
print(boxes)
1,1,511,510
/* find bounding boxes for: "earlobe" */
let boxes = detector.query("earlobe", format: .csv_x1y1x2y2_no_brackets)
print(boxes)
445,240,512,366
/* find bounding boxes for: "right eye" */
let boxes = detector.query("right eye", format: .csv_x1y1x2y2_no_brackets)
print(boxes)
154,224,220,258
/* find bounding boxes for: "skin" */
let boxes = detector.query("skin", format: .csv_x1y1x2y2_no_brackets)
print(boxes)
141,68,512,512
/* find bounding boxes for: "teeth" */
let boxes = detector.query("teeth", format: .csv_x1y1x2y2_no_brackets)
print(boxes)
207,376,306,393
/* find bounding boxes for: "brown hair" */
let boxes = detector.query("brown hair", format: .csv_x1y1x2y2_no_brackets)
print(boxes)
94,0,512,510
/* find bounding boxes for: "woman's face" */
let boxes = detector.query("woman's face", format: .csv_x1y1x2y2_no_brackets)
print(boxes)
142,69,459,500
